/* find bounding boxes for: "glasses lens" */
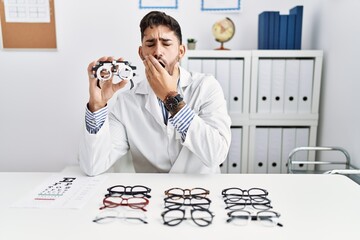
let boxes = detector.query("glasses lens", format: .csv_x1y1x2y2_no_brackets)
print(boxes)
190,196,211,209
122,209,148,224
227,210,250,226
165,188,183,198
126,197,148,210
248,188,267,197
223,187,244,196
191,209,213,227
108,185,125,195
191,188,208,197
164,196,183,209
103,196,122,208
131,185,150,197
93,209,118,224
257,211,279,227
162,209,184,226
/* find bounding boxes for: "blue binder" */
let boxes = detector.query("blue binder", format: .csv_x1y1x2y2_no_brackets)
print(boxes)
258,11,269,49
279,15,288,49
287,14,296,49
273,12,280,49
290,5,303,49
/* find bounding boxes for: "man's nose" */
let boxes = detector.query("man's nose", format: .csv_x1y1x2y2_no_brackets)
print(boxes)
153,43,163,59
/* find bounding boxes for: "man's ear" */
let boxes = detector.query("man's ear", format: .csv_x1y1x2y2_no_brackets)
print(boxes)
138,46,145,60
178,44,186,61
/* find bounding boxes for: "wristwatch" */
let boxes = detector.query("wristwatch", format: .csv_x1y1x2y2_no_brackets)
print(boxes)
163,92,184,114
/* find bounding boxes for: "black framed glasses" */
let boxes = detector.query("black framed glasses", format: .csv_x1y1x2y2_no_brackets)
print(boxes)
226,209,283,227
93,209,148,224
99,195,149,211
224,197,272,210
222,187,268,199
164,195,211,210
161,207,214,227
106,185,151,198
164,187,209,199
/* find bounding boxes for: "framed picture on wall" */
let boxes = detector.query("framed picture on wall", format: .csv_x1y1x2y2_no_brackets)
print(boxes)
139,0,178,9
201,0,241,12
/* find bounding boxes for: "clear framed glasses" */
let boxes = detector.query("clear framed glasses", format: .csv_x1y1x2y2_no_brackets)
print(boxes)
226,209,283,227
164,195,211,210
93,209,148,224
164,187,209,199
161,207,214,227
99,195,149,211
225,197,272,210
222,187,268,199
106,185,151,198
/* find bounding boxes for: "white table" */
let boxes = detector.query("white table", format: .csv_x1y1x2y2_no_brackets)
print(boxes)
1,170,359,240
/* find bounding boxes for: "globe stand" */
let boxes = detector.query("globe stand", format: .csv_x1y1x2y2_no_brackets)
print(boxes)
215,41,230,50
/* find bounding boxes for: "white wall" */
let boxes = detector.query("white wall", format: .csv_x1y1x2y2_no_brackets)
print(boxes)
315,0,360,168
1,0,358,172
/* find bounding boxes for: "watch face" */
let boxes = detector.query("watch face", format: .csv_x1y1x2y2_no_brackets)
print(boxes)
165,94,183,112
165,96,179,111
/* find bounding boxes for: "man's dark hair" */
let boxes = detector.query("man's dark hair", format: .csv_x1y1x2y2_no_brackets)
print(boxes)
140,11,182,44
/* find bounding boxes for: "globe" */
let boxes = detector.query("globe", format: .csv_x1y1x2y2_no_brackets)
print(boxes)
212,17,235,50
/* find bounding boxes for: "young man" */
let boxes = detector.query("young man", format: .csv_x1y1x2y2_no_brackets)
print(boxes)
79,11,231,176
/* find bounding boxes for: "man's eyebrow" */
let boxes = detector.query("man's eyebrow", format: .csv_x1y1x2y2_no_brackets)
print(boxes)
145,37,173,43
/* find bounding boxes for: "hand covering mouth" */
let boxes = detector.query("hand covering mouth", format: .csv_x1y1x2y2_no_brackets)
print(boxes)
158,60,166,68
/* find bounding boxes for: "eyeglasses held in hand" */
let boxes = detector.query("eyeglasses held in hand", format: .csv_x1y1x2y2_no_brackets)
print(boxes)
224,196,272,210
164,187,209,199
222,187,268,199
226,209,283,227
106,185,151,198
93,209,148,224
164,195,211,210
100,195,149,211
161,208,214,227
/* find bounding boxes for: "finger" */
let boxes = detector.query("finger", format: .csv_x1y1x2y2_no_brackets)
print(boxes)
113,79,129,92
148,55,165,72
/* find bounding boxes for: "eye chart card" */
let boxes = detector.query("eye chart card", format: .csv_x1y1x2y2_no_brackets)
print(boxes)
11,175,107,209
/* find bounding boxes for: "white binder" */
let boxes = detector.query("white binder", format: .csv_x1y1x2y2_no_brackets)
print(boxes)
216,59,230,108
270,59,286,113
229,59,244,113
220,158,228,174
267,128,282,173
187,59,202,73
227,127,242,173
284,59,300,113
254,127,268,173
257,59,272,113
281,128,296,173
298,59,314,113
294,127,310,171
202,59,216,77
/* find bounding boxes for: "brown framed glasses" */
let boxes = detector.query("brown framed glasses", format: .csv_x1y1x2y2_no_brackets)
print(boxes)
99,195,149,211
164,187,210,199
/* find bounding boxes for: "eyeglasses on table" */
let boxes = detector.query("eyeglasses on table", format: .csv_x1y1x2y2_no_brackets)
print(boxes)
164,187,209,199
164,195,211,210
93,209,148,224
99,195,149,211
222,187,268,199
161,207,215,227
226,209,283,227
224,196,272,210
106,185,151,198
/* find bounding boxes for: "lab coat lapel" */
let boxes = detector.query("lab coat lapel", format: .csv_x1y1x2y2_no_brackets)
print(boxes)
136,81,165,128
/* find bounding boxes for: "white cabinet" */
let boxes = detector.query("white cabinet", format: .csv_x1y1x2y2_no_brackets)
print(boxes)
182,50,323,173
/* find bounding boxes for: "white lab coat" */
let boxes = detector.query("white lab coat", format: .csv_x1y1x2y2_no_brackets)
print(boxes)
79,67,232,176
